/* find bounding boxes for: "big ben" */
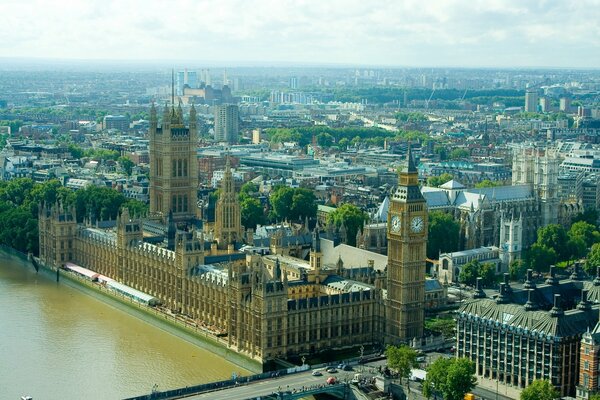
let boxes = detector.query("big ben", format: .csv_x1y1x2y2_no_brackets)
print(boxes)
386,147,427,343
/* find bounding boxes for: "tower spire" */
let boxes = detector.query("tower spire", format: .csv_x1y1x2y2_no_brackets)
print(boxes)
171,68,175,111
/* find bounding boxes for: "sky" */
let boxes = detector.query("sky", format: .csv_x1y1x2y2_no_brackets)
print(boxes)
1,0,599,68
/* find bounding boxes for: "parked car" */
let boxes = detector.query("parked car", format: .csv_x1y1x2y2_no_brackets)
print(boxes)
312,370,322,376
326,367,337,373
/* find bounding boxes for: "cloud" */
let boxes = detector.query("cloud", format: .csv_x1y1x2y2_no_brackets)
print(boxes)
0,0,599,67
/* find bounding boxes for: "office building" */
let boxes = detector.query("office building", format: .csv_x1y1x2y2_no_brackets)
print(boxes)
525,88,539,113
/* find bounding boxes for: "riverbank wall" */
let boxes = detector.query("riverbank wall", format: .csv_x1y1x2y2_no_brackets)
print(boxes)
3,246,262,374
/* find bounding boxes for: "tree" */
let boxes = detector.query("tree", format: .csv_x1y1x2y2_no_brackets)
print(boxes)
536,224,569,260
427,173,454,188
290,188,317,221
241,197,266,229
423,357,451,399
569,221,600,248
474,179,500,188
327,204,368,246
427,211,460,259
239,182,259,199
509,259,527,281
524,243,557,273
425,317,456,338
449,148,469,160
423,358,476,400
586,243,600,275
444,358,477,400
573,209,599,227
478,262,496,287
118,156,135,176
385,345,418,387
459,260,480,286
520,379,559,400
269,186,294,221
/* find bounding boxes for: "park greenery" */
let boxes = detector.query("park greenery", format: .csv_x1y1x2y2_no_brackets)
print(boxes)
327,203,369,247
427,211,460,259
425,316,456,338
266,126,433,148
423,357,477,400
427,173,453,188
458,260,497,287
268,186,317,222
238,182,266,230
520,379,559,400
385,345,418,387
0,178,147,256
523,221,600,276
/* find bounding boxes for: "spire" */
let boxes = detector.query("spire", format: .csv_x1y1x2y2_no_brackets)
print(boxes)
406,145,417,173
171,68,175,110
312,227,321,253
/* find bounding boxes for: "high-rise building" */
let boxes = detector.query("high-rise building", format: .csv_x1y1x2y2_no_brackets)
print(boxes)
187,71,198,89
525,88,539,112
149,102,199,222
176,71,186,95
289,77,298,89
385,147,427,343
213,104,239,144
103,115,130,131
560,96,572,112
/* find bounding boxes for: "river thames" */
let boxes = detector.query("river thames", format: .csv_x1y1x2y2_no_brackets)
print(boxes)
0,249,248,399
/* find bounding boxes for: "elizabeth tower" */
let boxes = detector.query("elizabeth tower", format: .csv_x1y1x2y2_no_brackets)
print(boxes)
386,147,427,343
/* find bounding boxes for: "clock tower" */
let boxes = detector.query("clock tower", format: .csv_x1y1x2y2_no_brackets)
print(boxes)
386,147,427,343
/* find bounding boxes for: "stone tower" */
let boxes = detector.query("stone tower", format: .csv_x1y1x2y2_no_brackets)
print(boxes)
214,156,242,249
386,147,427,343
512,145,559,227
499,211,523,268
149,98,199,223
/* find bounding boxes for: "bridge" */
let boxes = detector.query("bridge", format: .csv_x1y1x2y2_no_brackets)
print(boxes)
124,366,358,400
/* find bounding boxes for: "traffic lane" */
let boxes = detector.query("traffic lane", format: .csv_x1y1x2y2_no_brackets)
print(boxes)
187,370,349,399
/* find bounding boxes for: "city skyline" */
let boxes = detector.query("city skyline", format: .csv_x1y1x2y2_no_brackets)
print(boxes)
1,0,600,68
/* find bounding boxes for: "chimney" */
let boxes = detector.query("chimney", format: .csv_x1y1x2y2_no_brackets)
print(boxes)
545,265,559,285
524,269,536,290
550,294,563,317
578,289,592,311
473,277,486,299
524,289,537,311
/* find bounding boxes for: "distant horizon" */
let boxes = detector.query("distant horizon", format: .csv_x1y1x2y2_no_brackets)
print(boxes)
1,1,599,70
1,56,599,72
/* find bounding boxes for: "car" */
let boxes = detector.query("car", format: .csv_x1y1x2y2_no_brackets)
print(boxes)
326,367,337,373
312,370,322,376
326,377,337,385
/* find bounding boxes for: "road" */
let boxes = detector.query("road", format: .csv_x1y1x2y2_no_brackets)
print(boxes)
187,369,356,400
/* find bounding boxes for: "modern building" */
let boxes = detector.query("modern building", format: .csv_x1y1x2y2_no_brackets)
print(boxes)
214,104,239,144
457,267,600,398
525,88,539,113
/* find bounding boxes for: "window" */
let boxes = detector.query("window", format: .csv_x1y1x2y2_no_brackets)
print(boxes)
585,361,590,370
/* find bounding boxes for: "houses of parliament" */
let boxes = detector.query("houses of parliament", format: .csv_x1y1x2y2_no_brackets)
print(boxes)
37,103,428,364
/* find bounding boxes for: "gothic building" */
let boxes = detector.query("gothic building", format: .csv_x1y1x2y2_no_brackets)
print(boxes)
385,147,427,342
213,156,242,249
38,102,430,364
149,103,199,223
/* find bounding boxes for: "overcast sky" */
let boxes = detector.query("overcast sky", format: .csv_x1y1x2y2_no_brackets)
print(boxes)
1,0,599,68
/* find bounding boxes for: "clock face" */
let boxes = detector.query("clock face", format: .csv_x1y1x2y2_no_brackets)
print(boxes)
410,216,424,233
391,215,401,232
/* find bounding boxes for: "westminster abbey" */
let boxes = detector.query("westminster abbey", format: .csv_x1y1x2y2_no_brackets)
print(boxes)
38,104,426,364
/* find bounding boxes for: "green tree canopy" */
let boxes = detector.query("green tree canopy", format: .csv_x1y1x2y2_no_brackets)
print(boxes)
425,317,455,338
569,221,600,248
474,179,501,188
327,203,368,247
478,262,497,287
509,259,527,281
536,224,569,260
118,156,135,176
524,243,557,273
427,173,454,188
427,211,460,259
459,260,480,286
573,209,599,227
449,148,470,160
423,358,476,400
586,243,600,276
241,197,266,230
269,186,317,222
385,345,418,386
520,379,559,400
